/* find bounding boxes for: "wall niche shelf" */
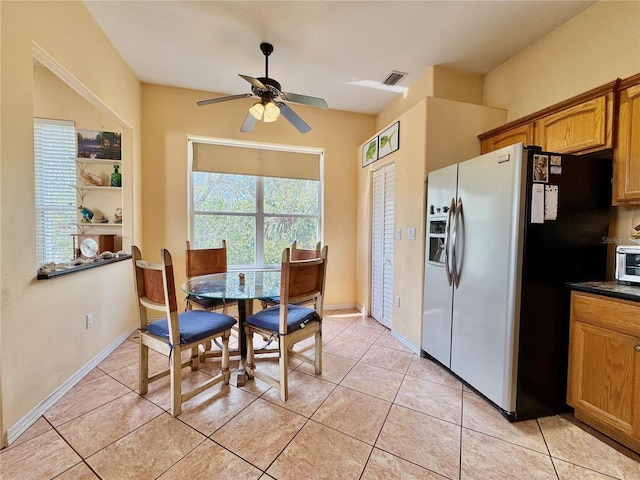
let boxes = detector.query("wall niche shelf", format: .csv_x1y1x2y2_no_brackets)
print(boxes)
73,156,123,247
75,157,121,165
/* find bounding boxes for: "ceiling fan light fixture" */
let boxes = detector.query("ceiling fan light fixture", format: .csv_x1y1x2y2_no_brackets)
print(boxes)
263,100,280,122
197,43,326,133
249,102,265,120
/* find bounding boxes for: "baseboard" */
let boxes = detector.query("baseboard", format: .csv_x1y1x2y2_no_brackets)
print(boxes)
5,324,137,446
390,329,421,354
324,302,357,311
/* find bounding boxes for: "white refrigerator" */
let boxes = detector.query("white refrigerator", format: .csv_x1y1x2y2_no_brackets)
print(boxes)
422,143,612,420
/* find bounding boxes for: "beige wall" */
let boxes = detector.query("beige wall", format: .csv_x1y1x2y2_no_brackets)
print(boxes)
140,83,374,307
485,1,640,121
376,67,435,130
357,86,506,348
1,1,141,444
433,67,484,106
483,0,640,276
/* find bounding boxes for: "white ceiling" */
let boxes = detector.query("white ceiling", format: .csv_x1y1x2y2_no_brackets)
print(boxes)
83,1,595,116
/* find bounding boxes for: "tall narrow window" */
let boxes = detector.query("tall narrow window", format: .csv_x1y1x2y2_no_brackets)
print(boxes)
34,118,77,264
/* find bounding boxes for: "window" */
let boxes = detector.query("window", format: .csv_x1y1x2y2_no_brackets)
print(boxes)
34,118,77,264
189,140,322,268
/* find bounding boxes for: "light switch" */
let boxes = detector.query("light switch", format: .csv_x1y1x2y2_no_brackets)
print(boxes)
396,228,402,240
408,227,416,240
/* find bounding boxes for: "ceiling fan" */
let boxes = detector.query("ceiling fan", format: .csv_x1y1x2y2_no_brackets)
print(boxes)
197,42,328,134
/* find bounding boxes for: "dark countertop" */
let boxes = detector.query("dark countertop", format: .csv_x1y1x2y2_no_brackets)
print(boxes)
566,280,640,303
37,254,132,279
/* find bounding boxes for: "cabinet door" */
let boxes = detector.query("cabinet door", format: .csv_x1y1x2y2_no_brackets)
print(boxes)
534,93,614,155
568,320,640,439
480,123,534,154
614,83,640,203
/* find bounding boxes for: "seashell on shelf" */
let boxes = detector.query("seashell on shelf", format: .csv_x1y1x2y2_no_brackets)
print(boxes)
80,168,102,186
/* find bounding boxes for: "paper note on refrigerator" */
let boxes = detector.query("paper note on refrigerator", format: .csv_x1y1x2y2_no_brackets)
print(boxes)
531,184,544,224
545,185,558,220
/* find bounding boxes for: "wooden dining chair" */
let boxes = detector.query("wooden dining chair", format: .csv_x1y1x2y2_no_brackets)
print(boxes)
185,240,240,359
245,245,328,401
260,241,322,309
132,245,236,416
185,240,236,314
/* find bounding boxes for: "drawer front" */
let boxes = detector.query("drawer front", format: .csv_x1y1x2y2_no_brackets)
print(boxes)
571,291,640,337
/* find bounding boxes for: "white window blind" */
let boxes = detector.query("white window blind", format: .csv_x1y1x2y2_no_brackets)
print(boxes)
192,142,320,180
34,118,77,264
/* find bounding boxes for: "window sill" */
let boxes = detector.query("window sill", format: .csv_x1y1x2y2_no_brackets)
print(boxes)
37,254,132,279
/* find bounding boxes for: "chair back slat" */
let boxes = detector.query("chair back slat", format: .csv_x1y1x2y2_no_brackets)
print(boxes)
278,245,328,334
163,260,179,313
141,268,165,305
290,241,321,260
132,245,181,346
185,240,228,278
287,260,325,301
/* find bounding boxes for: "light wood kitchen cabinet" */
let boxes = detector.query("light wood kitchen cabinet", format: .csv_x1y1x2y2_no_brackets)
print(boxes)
534,93,614,155
480,123,533,154
613,73,640,204
479,80,618,156
567,291,640,453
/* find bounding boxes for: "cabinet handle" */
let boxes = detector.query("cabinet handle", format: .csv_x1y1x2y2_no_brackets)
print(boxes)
635,345,640,352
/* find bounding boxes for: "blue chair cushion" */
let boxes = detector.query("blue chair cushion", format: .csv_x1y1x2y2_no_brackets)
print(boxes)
259,296,280,306
147,310,236,345
187,294,230,310
246,304,319,334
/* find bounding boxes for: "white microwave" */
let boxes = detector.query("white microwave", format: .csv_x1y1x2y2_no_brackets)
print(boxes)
615,245,640,284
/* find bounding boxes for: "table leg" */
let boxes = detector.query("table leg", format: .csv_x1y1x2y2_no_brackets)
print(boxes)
236,298,254,386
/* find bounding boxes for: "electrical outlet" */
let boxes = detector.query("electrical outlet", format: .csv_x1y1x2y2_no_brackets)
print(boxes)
396,228,402,240
408,227,416,240
395,295,400,307
86,313,93,329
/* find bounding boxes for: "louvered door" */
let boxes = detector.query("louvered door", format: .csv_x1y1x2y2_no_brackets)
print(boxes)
371,163,395,328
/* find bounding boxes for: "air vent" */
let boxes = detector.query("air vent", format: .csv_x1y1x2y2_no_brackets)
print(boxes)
382,71,407,86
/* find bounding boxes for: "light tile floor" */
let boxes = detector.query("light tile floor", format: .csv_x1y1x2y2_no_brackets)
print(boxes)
2,310,640,479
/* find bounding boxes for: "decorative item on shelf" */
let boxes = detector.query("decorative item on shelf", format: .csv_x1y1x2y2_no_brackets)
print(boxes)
77,129,121,160
72,233,116,259
99,215,109,224
114,208,123,224
79,165,102,186
78,205,94,223
110,164,121,187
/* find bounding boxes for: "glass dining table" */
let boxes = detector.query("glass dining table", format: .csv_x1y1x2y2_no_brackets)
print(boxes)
181,270,281,385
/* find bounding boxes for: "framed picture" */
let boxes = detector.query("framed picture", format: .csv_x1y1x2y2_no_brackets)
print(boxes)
362,136,379,167
378,121,399,159
77,129,122,160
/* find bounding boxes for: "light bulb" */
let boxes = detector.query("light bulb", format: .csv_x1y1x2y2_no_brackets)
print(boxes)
249,102,264,120
263,101,280,122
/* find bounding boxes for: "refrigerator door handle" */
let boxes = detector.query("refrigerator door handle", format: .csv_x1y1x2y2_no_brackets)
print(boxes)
451,198,463,288
444,197,456,286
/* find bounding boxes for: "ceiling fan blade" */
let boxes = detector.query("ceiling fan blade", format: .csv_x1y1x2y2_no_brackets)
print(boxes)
240,112,258,133
281,92,328,109
277,102,311,134
239,74,267,90
197,93,251,106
